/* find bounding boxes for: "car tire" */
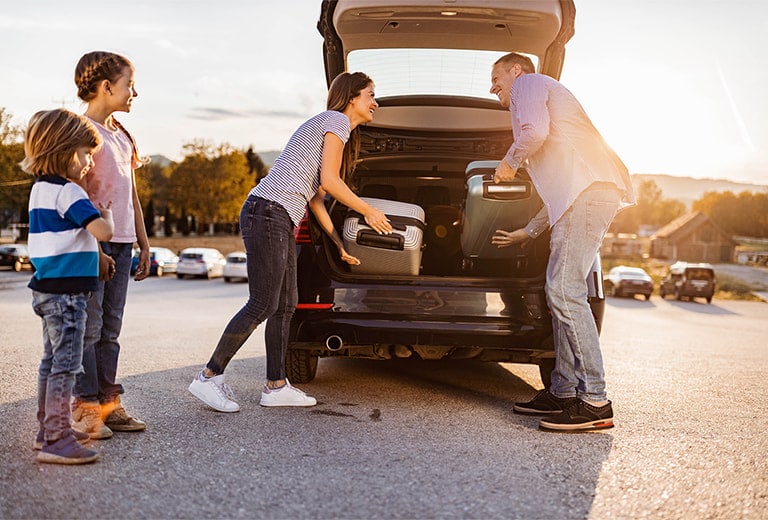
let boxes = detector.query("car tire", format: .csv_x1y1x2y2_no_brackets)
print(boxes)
538,358,555,389
286,349,319,384
644,294,651,300
177,273,185,279
224,277,231,283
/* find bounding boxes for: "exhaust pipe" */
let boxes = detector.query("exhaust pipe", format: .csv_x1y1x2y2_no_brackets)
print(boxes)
325,335,343,351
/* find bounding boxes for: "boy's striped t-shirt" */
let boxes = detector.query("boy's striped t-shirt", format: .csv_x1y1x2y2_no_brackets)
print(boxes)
27,175,101,294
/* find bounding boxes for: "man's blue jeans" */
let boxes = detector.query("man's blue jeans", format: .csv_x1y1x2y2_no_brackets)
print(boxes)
547,184,620,403
74,242,133,403
206,195,298,381
33,291,89,442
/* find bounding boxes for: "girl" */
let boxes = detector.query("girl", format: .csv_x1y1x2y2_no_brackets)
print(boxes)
23,108,114,463
189,72,392,412
71,51,150,438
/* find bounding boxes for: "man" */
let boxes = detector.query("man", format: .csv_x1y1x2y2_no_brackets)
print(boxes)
489,52,635,432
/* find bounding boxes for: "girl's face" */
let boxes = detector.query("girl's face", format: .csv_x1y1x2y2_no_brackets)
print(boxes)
67,146,96,181
348,84,378,125
106,66,138,113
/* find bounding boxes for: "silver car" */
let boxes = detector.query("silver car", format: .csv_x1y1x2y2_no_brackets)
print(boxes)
176,247,226,279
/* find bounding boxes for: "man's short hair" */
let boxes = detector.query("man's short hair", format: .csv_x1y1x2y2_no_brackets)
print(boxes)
494,52,535,74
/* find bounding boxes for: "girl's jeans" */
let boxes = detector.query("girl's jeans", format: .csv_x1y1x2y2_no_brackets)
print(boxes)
547,184,620,403
74,242,133,403
206,195,298,381
33,290,90,442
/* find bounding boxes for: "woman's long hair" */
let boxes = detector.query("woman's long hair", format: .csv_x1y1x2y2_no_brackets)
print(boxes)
326,71,373,182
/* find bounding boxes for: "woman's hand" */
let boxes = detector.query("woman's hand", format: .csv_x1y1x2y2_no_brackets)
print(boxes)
491,228,531,249
364,207,392,235
338,247,361,266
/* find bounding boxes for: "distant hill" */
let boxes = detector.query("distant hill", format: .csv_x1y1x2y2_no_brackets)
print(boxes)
149,154,173,167
631,174,768,208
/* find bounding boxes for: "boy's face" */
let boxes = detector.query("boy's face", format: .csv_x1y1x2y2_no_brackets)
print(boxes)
67,146,96,181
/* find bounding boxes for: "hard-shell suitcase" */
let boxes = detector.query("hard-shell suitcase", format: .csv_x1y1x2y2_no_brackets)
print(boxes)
343,197,425,275
460,160,543,260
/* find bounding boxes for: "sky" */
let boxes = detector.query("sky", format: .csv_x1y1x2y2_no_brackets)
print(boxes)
1,0,766,185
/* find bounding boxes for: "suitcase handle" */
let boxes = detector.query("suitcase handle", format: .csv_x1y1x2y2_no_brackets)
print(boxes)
352,213,425,232
482,179,530,200
356,229,405,251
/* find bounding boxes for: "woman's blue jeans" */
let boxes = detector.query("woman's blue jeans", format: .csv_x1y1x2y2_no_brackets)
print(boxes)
547,184,620,403
74,242,133,403
206,195,298,381
33,290,89,441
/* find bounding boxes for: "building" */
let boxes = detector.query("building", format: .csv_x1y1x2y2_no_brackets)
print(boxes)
650,211,737,263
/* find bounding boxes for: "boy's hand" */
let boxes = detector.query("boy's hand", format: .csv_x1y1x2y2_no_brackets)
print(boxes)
99,251,116,281
338,247,361,266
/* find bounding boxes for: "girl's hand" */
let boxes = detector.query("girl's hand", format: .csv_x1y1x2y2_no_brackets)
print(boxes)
134,248,151,281
491,228,530,249
364,208,392,235
339,247,361,266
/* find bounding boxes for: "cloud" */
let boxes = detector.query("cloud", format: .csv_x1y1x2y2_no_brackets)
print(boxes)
187,107,309,121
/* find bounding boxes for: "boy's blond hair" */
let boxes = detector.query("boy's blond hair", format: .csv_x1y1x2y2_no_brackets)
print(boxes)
20,108,102,177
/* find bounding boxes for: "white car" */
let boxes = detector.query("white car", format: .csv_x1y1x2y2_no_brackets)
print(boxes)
223,251,248,282
176,247,226,279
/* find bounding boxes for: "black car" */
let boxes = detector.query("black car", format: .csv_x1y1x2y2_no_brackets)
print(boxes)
659,262,716,303
286,0,604,387
0,244,33,272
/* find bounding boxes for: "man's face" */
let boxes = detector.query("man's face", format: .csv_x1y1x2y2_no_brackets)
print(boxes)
489,63,519,109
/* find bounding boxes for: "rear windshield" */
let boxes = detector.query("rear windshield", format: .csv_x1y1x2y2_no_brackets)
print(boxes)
181,253,202,260
347,49,537,100
686,268,714,280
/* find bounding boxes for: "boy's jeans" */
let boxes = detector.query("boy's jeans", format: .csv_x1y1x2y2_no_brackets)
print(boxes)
75,242,133,403
33,291,90,442
547,184,620,403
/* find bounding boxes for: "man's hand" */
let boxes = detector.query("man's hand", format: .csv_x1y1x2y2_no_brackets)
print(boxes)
491,228,531,249
494,160,517,183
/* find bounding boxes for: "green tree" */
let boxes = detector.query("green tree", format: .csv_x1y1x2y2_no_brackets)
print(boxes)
610,179,685,233
0,108,29,229
166,140,251,234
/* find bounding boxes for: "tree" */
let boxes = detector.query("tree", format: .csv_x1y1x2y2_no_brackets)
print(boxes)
694,190,768,238
166,140,251,234
609,179,685,234
0,108,29,229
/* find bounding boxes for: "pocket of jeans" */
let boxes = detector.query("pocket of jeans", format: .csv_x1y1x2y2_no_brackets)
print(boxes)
586,199,618,244
240,199,256,233
32,297,62,318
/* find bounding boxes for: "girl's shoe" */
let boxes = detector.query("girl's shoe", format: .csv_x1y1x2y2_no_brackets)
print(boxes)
260,380,317,407
33,427,89,451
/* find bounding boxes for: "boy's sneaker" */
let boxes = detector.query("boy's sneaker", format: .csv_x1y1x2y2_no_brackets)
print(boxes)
102,396,146,432
260,380,317,407
513,389,577,415
37,432,100,465
33,427,89,451
188,370,240,412
72,400,113,439
539,399,615,432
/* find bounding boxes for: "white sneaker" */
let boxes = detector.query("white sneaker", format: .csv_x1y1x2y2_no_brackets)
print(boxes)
260,380,317,407
188,371,240,413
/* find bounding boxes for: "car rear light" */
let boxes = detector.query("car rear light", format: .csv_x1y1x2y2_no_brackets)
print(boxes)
294,212,312,244
296,303,334,310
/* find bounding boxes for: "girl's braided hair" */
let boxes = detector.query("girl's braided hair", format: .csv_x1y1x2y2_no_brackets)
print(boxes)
74,51,149,168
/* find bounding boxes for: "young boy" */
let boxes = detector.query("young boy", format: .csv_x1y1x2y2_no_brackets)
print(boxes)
22,108,115,464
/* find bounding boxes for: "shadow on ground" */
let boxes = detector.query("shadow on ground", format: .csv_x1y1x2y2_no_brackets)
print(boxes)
1,356,612,519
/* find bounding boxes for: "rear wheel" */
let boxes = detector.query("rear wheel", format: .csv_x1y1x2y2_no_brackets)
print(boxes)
286,349,318,383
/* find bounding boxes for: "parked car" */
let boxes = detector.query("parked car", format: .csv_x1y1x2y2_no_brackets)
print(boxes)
285,0,606,387
603,266,653,300
130,247,179,277
659,261,716,303
0,244,33,272
176,247,226,279
223,251,248,282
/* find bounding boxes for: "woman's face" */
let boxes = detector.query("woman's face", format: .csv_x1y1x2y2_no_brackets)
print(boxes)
348,83,378,125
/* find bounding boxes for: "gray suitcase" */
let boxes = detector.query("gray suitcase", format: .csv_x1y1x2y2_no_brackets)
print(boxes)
343,197,425,275
460,160,542,260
